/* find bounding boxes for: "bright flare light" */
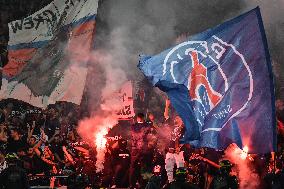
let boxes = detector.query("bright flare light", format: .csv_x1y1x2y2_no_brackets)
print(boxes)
95,128,108,149
95,125,111,173
240,146,248,160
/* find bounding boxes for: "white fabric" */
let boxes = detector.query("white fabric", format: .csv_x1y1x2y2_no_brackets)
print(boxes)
165,151,185,182
8,0,98,45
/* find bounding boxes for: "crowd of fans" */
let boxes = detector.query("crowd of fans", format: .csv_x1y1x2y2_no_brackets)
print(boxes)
0,97,284,189
0,100,93,188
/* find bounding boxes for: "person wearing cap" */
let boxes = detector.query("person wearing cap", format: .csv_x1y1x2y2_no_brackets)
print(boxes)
163,167,199,189
27,135,38,147
209,160,239,189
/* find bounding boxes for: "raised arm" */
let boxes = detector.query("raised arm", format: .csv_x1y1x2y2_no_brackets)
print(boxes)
62,146,75,165
27,121,35,142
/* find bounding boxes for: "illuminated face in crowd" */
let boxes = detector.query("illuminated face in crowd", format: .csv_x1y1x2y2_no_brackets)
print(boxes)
27,148,34,156
136,116,144,123
54,134,61,143
28,137,37,146
10,129,19,139
48,108,57,119
17,150,26,157
67,131,75,141
148,113,155,121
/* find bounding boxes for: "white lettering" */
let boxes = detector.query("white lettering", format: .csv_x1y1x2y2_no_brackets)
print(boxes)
211,42,226,60
212,105,232,120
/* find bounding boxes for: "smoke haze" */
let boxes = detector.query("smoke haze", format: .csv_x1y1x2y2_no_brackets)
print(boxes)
78,0,284,174
92,0,284,103
223,144,260,189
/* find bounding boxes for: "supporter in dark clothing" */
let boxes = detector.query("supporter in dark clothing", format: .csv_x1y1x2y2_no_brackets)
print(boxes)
39,145,58,177
111,139,131,188
10,116,24,129
134,88,147,113
202,148,224,188
130,113,149,155
147,112,158,128
27,135,37,147
145,174,162,189
138,145,166,188
101,146,113,187
33,113,46,136
6,128,27,153
0,109,5,124
44,108,60,138
21,151,35,174
0,154,30,189
131,113,149,133
264,169,284,189
21,147,48,175
49,134,65,165
163,167,199,189
264,160,284,189
25,113,44,136
129,113,150,187
146,112,155,126
146,113,161,138
209,160,239,189
145,164,165,189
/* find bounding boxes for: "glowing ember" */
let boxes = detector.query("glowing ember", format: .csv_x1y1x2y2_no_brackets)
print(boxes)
94,122,114,173
224,144,260,188
78,113,119,173
240,145,248,160
95,128,108,149
95,129,108,172
243,146,248,152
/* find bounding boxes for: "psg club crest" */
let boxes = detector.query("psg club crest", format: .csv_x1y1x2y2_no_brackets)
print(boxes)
139,7,276,153
162,35,253,133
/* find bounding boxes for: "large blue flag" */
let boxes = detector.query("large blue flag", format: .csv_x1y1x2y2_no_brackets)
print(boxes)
138,7,276,154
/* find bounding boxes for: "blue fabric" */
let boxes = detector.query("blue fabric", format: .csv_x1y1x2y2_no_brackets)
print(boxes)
138,7,276,154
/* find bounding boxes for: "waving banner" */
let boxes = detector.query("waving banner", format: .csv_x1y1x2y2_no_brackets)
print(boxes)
0,0,98,107
138,7,276,153
117,81,135,120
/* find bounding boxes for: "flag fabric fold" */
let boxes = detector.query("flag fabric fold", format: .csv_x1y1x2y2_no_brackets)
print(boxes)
138,7,276,154
1,0,98,108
